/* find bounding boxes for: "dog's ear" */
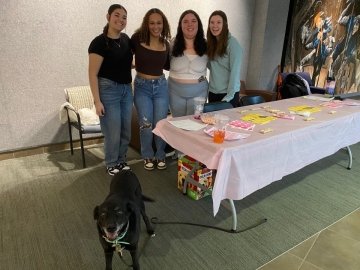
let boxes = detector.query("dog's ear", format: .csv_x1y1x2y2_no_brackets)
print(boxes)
93,206,99,220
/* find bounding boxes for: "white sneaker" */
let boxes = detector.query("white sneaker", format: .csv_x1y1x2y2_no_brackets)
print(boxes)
107,166,120,176
144,159,154,171
117,162,130,170
157,159,167,170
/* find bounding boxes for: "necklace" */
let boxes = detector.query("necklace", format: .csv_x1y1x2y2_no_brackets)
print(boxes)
113,39,121,48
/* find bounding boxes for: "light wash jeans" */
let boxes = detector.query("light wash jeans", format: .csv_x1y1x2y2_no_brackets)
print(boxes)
134,75,169,160
98,77,133,167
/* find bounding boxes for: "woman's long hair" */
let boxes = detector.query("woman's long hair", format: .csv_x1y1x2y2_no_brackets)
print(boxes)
135,8,171,45
206,10,229,60
172,10,207,57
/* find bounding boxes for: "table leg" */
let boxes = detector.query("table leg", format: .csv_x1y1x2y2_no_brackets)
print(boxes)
182,161,238,230
228,199,237,232
346,146,352,170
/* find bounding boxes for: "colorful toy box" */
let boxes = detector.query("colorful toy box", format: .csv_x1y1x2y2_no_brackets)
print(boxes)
177,155,213,200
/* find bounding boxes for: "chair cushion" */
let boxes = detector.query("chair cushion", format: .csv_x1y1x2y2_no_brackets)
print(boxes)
78,107,100,125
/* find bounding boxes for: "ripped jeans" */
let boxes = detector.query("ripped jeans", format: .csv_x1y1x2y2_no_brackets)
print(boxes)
133,75,169,160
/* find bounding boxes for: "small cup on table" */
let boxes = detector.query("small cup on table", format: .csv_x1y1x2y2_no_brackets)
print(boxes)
193,96,206,119
213,114,229,144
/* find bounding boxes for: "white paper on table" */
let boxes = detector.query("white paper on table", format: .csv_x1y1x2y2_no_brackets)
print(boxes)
168,119,208,131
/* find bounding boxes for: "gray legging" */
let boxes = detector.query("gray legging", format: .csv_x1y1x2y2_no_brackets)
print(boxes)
168,77,208,117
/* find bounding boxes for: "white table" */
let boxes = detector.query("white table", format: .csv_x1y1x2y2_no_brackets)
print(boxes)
153,97,360,229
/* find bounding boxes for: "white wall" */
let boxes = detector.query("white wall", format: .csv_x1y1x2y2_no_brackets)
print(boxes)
0,0,287,152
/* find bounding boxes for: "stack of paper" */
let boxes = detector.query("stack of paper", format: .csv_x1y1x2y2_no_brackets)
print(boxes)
168,119,207,131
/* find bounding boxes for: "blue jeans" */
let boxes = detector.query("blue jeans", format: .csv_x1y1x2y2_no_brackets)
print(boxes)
98,77,133,167
134,75,169,160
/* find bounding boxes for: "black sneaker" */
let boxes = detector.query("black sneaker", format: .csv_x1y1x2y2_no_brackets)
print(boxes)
117,162,131,170
107,166,120,176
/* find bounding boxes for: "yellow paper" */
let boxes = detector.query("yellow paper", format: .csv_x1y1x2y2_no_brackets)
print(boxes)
241,113,276,125
288,105,321,114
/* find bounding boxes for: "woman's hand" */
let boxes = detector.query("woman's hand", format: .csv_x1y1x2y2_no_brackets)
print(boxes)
94,100,105,116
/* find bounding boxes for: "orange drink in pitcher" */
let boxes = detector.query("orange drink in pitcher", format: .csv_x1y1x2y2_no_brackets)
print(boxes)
213,129,225,143
213,114,229,144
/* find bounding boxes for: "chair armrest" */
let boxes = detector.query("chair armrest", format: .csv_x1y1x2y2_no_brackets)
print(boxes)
64,105,101,134
64,105,82,125
243,89,276,102
310,86,326,94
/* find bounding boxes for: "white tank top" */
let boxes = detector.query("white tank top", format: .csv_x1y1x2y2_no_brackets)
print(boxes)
169,53,208,80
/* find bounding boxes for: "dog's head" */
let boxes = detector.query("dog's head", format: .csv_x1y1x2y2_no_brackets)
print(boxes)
93,200,135,241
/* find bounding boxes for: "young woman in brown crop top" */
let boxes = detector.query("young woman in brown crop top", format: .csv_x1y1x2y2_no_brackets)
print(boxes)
131,8,171,171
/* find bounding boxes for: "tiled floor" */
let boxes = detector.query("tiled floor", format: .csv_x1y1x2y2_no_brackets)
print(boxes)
258,208,360,270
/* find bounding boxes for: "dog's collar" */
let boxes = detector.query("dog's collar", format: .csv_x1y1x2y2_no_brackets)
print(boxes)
102,221,130,246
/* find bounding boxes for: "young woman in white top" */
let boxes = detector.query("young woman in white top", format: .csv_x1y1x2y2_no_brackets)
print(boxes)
169,10,208,117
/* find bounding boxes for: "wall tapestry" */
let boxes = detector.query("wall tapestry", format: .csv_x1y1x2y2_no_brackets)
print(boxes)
283,0,360,96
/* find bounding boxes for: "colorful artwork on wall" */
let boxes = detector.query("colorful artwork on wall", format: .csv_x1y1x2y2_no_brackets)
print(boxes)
282,0,360,96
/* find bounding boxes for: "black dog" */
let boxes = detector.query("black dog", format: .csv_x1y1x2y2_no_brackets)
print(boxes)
93,170,155,270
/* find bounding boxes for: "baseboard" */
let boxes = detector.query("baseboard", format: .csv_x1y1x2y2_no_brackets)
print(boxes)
0,136,104,161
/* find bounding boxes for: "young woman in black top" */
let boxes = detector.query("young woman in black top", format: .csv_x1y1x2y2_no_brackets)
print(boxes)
88,4,133,175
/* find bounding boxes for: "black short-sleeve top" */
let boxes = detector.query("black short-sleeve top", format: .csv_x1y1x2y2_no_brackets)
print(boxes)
131,33,170,76
88,33,133,84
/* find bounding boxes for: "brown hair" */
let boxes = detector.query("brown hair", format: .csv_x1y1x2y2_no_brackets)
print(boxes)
135,8,171,45
206,10,229,60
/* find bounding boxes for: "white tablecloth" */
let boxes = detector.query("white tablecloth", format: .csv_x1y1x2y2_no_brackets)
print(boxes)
153,97,360,216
